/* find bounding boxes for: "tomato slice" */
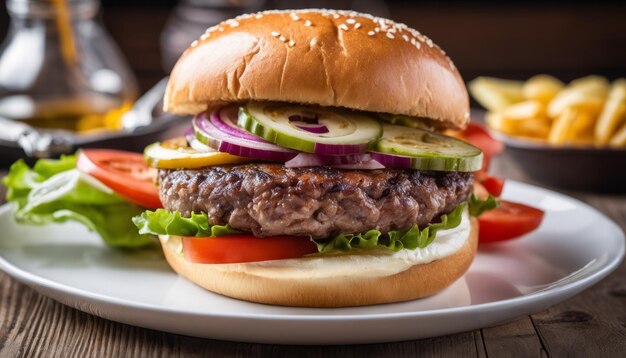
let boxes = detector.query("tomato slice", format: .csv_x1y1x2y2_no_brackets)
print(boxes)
182,234,318,264
77,149,161,209
461,123,504,158
476,172,505,197
478,201,544,243
452,123,504,172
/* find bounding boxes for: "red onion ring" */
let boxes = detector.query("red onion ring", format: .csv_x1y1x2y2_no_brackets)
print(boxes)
285,153,384,169
293,122,330,134
370,152,413,169
211,106,264,141
193,110,297,162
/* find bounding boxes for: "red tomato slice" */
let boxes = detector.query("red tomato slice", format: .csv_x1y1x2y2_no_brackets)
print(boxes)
481,176,504,197
182,235,318,264
478,201,544,243
77,149,161,209
476,173,505,197
453,123,504,172
461,123,504,158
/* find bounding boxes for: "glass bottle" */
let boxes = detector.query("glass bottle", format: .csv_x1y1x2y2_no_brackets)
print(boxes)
0,0,138,133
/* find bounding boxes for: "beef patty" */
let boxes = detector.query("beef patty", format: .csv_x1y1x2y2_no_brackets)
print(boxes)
158,164,473,238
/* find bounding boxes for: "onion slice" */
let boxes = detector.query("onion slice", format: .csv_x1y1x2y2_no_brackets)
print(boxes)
193,110,297,162
293,122,330,134
285,153,384,169
370,152,419,169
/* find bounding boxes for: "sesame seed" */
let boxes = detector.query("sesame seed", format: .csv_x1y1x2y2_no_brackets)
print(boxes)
386,32,395,39
255,14,263,19
333,14,340,19
190,40,198,47
279,35,287,42
271,31,280,37
288,40,295,47
415,41,421,49
310,38,317,46
229,21,239,27
426,38,433,47
338,24,349,31
218,27,224,32
374,27,380,32
354,23,361,29
402,34,409,42
304,20,312,27
200,34,209,40
346,18,356,24
368,31,375,36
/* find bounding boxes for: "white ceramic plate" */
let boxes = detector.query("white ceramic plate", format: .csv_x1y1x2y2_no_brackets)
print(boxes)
0,181,623,345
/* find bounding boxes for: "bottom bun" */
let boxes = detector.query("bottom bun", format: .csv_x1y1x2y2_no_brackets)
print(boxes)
160,218,478,307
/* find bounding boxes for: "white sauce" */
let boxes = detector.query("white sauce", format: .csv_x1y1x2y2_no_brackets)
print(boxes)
165,210,470,280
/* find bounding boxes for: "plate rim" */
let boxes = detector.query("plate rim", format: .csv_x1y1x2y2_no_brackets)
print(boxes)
0,180,623,322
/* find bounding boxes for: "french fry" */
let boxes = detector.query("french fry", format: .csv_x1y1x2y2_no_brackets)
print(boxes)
489,101,551,138
569,75,610,94
515,119,551,139
570,111,597,135
609,118,626,147
594,78,626,145
547,76,607,118
523,74,564,104
502,100,545,119
469,77,524,111
485,112,505,132
549,108,578,145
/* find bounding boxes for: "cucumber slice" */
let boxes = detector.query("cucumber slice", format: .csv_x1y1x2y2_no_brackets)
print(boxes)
144,138,249,169
238,103,383,155
375,124,483,171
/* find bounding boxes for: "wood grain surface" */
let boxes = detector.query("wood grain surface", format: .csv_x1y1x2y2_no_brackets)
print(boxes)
0,153,625,357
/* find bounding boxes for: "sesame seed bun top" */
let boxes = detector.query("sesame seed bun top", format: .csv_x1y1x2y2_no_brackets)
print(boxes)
164,9,470,131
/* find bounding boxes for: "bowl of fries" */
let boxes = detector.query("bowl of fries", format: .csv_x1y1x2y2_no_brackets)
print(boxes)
469,75,626,192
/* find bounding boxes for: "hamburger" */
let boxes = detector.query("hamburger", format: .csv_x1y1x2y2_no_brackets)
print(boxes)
136,9,483,307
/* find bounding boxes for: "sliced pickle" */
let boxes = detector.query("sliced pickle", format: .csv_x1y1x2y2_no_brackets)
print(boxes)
376,124,483,172
144,138,249,169
238,102,383,155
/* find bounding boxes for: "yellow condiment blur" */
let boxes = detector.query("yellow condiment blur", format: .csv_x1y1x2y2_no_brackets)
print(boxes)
52,0,76,66
15,0,133,133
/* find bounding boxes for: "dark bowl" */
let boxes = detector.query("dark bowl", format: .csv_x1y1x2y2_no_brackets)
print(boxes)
494,133,626,193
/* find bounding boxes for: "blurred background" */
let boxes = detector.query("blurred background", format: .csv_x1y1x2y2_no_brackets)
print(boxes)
1,0,623,94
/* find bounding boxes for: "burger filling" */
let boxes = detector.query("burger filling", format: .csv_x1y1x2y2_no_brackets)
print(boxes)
132,102,496,264
156,164,473,238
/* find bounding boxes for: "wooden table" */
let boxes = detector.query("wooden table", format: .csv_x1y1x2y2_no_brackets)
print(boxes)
0,154,625,357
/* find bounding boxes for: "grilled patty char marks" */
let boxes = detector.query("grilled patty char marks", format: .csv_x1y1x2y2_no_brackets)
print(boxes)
158,164,473,238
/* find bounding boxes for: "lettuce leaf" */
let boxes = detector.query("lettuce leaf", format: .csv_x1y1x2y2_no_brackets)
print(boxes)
2,156,153,248
314,202,467,253
133,202,468,254
132,209,238,237
468,194,499,217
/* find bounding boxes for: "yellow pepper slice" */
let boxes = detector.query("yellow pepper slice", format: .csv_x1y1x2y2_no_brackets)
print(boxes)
144,138,250,169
